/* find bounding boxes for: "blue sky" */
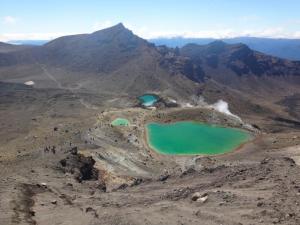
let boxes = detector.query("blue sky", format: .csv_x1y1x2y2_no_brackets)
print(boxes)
1,0,300,41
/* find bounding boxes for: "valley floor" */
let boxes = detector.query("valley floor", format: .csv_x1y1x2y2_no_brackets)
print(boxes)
0,82,300,225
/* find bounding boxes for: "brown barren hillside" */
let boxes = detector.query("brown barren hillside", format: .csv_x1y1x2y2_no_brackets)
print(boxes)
0,24,300,225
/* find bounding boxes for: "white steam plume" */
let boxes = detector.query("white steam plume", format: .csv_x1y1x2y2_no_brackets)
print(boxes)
24,81,35,86
212,100,241,121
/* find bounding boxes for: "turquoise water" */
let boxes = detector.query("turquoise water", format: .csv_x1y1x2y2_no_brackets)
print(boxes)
138,94,159,107
146,121,251,155
111,118,130,126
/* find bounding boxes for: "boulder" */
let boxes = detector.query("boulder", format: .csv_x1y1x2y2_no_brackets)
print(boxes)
59,152,99,182
191,192,208,202
197,195,208,203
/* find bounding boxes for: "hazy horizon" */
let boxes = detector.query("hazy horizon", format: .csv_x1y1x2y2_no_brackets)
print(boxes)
1,0,300,42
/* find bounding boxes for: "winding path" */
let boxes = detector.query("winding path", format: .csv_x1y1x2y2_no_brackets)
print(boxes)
38,63,99,110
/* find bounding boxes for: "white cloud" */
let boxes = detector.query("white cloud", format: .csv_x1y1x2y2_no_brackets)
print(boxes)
0,32,74,42
238,27,300,39
132,26,300,39
116,21,300,39
1,22,300,42
3,16,17,25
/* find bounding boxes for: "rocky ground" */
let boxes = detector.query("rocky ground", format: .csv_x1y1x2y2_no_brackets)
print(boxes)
0,83,300,225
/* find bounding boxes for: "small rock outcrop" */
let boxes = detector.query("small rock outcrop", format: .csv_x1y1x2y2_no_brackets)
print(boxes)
59,148,99,182
191,192,208,203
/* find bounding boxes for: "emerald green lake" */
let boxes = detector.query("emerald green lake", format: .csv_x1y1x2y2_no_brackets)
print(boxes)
146,121,251,155
138,94,159,107
111,118,130,126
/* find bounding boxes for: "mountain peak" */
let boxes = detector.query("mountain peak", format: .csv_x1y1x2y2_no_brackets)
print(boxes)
233,42,251,50
91,22,133,38
114,22,125,29
208,40,227,47
40,22,149,73
205,40,227,54
95,22,128,33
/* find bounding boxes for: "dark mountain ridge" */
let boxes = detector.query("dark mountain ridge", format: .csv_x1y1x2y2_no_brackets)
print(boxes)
180,41,300,77
0,24,198,75
41,23,153,73
0,24,300,101
0,23,202,98
150,37,300,61
0,41,32,53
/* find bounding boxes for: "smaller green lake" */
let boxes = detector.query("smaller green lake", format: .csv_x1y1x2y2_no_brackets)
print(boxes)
138,94,159,107
146,121,251,155
111,118,130,126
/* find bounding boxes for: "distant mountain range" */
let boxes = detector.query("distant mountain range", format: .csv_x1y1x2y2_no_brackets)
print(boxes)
8,40,49,46
6,36,300,61
0,42,32,53
150,37,300,61
0,24,300,119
